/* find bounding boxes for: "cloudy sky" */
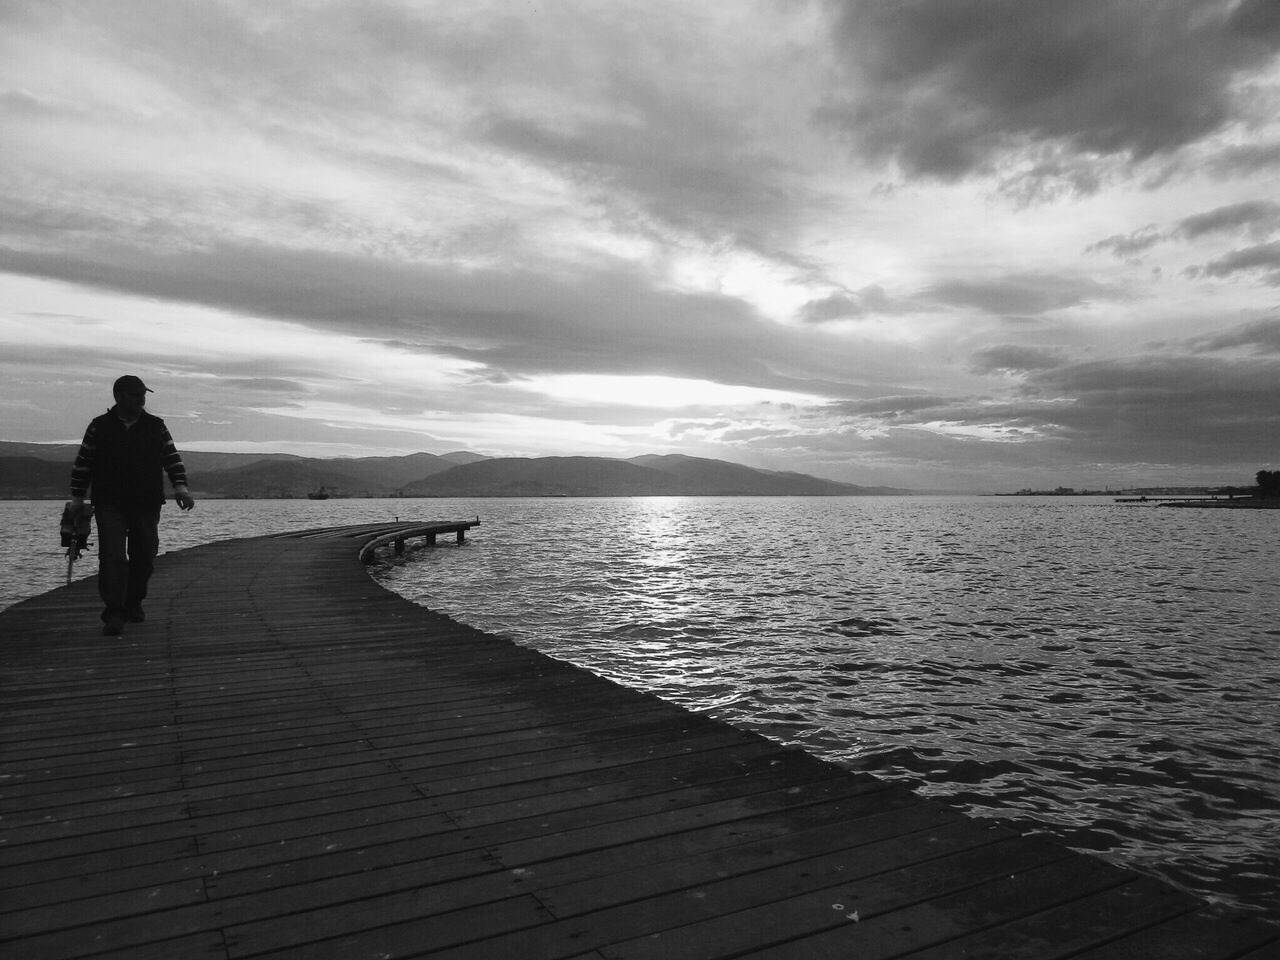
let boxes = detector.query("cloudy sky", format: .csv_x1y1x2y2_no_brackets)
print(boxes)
3,0,1279,490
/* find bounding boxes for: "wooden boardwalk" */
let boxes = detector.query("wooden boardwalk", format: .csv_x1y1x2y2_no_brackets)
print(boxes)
1,521,1277,960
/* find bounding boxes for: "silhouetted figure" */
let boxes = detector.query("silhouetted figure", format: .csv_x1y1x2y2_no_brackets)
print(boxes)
70,375,195,635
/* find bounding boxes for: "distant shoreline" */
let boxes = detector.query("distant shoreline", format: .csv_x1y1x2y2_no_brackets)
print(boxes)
1160,499,1280,509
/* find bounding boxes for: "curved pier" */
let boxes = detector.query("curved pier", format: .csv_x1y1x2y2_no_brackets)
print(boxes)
1,522,1276,959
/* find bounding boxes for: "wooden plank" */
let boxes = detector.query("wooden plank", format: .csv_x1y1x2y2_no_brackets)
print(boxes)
599,851,1128,960
228,811,1007,955
0,834,200,889
1070,910,1280,960
1,857,209,915
423,836,1074,960
445,743,830,825
0,877,209,940
80,932,230,960
537,816,1015,917
894,877,1200,960
203,761,877,903
232,897,551,960
0,800,191,848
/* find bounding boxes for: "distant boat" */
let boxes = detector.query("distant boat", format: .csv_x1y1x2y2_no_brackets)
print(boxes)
307,487,330,500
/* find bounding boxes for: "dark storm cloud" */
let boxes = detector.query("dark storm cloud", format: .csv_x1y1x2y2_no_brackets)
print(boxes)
797,285,894,322
922,272,1124,315
1209,141,1280,176
822,0,1280,184
1174,201,1280,240
481,108,799,256
1088,201,1280,261
969,344,1066,374
1192,241,1280,283
785,349,1280,475
1018,355,1280,459
1190,317,1280,354
1085,227,1163,260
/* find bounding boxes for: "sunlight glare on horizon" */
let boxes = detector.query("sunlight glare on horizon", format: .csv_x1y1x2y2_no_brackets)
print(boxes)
526,373,822,410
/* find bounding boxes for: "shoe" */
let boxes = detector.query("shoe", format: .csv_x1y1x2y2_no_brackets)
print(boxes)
126,606,146,623
103,615,126,636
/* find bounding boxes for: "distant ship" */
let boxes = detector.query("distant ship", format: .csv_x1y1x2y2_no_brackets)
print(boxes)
307,486,331,500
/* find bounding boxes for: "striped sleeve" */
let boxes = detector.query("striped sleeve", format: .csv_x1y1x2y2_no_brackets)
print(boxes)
70,422,97,498
159,422,188,488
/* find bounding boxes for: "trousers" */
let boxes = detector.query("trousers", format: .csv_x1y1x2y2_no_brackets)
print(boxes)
95,502,161,619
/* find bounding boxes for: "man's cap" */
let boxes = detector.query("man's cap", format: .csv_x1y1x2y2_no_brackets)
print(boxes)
113,375,153,395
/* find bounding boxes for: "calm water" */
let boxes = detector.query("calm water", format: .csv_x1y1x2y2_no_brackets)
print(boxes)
3,496,1278,923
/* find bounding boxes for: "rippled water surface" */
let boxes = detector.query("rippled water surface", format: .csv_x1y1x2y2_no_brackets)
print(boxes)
376,496,1280,924
3,495,1278,923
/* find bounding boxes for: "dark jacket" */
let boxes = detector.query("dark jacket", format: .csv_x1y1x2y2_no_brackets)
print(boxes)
70,408,188,506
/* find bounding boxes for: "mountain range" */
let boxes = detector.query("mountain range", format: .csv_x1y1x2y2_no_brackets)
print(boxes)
0,442,910,499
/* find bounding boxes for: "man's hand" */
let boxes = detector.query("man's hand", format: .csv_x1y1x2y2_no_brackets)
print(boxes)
174,485,196,511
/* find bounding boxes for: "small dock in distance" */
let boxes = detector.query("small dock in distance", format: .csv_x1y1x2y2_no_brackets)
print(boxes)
355,517,480,562
1113,496,1231,503
1114,496,1280,509
1,521,1277,959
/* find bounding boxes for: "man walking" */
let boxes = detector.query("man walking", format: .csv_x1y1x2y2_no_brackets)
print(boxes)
70,375,195,635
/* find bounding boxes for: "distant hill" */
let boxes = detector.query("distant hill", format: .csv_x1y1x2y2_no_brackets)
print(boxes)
172,451,304,472
0,442,80,463
297,453,460,491
439,451,490,465
0,444,477,499
195,452,465,498
403,455,908,497
628,454,906,496
402,457,684,497
0,456,73,499
195,460,367,499
0,445,908,498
